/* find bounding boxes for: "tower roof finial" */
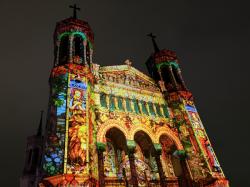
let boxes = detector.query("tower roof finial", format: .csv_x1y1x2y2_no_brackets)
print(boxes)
37,110,44,136
147,33,160,52
69,4,81,19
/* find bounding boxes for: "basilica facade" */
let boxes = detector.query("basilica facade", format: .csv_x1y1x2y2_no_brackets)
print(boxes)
20,7,229,187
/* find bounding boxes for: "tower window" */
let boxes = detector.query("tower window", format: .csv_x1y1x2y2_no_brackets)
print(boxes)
161,66,171,84
73,34,84,64
59,35,69,65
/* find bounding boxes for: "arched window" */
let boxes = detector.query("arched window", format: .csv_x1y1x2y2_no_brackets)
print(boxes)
59,35,69,65
104,128,129,181
134,131,158,183
161,66,173,91
73,34,84,64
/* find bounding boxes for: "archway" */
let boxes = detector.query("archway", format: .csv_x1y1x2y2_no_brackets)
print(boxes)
59,35,69,65
134,130,158,186
103,127,130,186
73,34,84,64
159,135,191,187
160,135,180,178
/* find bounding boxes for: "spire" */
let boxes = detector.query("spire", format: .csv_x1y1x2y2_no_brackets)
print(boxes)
69,4,81,19
147,33,160,52
37,110,44,136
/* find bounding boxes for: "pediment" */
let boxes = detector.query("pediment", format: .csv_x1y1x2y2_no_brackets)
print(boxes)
98,64,161,92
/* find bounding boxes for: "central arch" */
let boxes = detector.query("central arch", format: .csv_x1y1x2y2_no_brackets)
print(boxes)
130,125,157,143
155,126,184,150
97,119,129,143
133,130,160,186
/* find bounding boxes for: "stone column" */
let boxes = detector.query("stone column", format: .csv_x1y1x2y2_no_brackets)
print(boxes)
146,102,151,116
176,68,188,91
114,96,119,110
106,94,110,110
122,97,126,112
154,143,167,187
69,35,74,63
127,140,138,187
167,65,178,91
90,49,93,64
96,142,106,187
55,41,60,66
83,40,87,65
160,105,165,118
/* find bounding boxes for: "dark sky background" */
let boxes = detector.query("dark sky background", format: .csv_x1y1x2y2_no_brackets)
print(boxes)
0,0,249,186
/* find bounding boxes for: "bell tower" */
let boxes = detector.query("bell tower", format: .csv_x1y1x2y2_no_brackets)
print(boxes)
146,33,188,94
54,5,93,67
40,4,96,186
146,34,229,186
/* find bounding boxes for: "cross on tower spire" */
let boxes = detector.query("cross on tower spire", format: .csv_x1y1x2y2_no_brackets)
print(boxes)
69,4,81,19
147,33,160,52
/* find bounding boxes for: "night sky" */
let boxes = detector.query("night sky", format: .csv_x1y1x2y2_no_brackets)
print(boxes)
0,0,249,186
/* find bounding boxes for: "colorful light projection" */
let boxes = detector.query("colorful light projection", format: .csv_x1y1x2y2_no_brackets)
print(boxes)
99,91,169,119
185,104,221,172
103,141,117,177
66,73,88,174
160,136,176,177
134,144,159,186
43,74,68,175
102,141,132,180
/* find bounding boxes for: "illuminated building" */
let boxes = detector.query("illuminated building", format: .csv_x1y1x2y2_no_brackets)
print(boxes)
20,5,229,187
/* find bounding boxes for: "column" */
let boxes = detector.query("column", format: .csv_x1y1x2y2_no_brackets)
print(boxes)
158,70,167,92
177,68,188,91
154,143,167,187
69,35,74,63
160,105,165,118
90,49,93,64
83,40,87,65
122,97,126,112
106,94,110,110
167,65,178,91
55,41,60,66
114,96,119,110
96,142,106,187
146,102,151,116
126,140,138,187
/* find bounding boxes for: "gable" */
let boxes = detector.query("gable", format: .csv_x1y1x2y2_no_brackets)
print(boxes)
98,64,161,93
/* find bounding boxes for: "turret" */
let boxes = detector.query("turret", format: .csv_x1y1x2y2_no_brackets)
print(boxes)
146,33,188,94
53,4,94,67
